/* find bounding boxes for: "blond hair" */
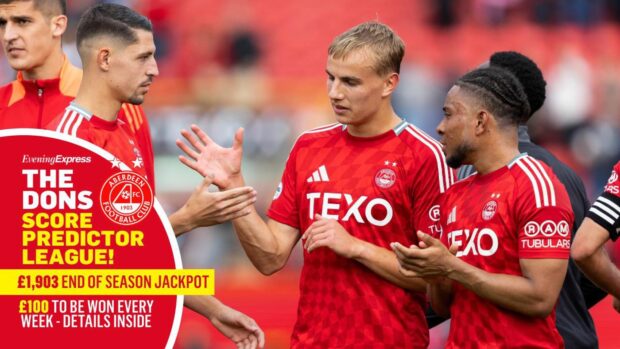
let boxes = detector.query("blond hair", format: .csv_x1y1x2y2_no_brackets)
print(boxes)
328,21,405,76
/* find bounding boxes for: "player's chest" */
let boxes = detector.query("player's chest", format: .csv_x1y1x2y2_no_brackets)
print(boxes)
442,184,515,260
295,148,411,225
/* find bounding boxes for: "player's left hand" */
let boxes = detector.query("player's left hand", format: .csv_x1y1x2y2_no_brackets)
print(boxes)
302,214,364,258
391,231,458,278
210,303,265,349
176,124,245,190
613,297,620,313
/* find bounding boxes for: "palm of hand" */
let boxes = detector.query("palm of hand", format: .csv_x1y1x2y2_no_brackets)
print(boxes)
195,143,242,188
177,125,245,189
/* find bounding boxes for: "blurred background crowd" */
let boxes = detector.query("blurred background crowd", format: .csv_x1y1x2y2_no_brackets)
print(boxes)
2,0,619,347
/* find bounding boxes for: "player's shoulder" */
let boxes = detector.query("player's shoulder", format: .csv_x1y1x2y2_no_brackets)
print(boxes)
118,103,149,134
51,105,91,137
398,122,444,158
520,141,583,186
509,153,566,208
444,172,473,195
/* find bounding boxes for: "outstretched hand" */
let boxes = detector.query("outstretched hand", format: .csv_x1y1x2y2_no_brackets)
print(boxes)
170,175,257,235
176,124,244,189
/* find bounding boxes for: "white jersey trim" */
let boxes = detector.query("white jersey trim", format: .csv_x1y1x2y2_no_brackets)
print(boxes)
56,109,84,137
404,124,453,193
515,156,557,208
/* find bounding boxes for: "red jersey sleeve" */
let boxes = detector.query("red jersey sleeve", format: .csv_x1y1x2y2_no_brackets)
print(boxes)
586,160,620,241
410,147,454,238
514,158,573,259
119,104,155,192
266,140,300,229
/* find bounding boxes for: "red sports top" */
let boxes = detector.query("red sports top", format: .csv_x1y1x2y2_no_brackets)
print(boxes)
0,57,154,188
46,102,153,190
440,154,573,349
268,121,454,348
587,160,620,241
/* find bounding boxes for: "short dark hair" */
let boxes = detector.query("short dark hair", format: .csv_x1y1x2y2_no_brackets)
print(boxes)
0,0,66,17
456,67,531,126
489,51,546,119
76,3,152,49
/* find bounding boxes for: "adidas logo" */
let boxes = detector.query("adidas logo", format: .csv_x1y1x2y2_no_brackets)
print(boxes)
307,165,329,183
447,206,457,224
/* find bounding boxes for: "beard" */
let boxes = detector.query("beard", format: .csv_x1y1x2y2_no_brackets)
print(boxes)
127,94,145,105
446,143,473,169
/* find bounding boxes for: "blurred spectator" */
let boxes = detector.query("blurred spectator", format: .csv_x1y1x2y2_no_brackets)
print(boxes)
393,61,446,135
546,47,592,134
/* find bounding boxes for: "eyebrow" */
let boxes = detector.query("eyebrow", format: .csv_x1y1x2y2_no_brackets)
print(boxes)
325,70,362,83
9,15,33,21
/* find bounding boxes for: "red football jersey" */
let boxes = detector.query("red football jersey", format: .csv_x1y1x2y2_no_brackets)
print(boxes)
267,121,454,348
0,57,155,190
439,154,573,348
587,160,620,241
46,103,154,190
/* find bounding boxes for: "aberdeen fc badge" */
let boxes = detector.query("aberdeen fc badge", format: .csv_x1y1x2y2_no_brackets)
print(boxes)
100,172,153,225
482,200,498,221
375,168,396,189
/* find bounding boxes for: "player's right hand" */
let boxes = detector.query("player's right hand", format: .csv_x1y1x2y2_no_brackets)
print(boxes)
184,175,257,228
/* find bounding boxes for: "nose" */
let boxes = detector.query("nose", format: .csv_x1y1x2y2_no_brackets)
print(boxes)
436,119,445,136
327,79,343,100
147,57,159,78
2,22,18,43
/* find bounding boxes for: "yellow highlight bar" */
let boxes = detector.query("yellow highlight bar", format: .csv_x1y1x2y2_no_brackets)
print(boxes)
0,269,214,295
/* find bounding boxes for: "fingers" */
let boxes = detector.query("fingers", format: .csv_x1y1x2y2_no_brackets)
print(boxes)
248,334,258,349
306,233,330,252
178,155,204,175
390,242,420,259
256,327,265,348
216,196,256,215
180,128,205,152
176,139,200,161
200,174,214,187
448,243,459,255
398,265,420,278
215,188,257,208
416,231,438,246
302,224,331,251
391,242,425,271
236,315,261,349
233,128,244,150
190,124,215,146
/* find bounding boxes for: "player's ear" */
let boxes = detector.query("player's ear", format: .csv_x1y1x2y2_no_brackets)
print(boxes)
97,48,112,72
382,72,399,97
474,110,490,136
50,15,67,38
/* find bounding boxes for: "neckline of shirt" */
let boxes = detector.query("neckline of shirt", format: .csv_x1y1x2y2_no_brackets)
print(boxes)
342,119,407,144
